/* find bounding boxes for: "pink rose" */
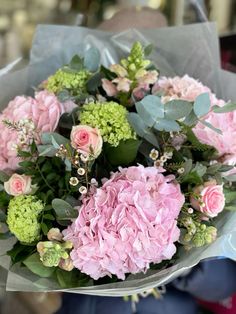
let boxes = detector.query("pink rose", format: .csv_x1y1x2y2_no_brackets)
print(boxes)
4,173,35,196
191,181,225,218
112,77,131,92
70,125,103,158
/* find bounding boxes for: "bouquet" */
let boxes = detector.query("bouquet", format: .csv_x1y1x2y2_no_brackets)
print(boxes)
0,22,236,296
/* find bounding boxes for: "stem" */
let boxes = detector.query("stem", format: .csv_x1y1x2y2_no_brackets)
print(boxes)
36,163,55,192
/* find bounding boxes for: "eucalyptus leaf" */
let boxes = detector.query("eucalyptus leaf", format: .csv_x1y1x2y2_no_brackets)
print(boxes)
183,159,193,175
0,171,10,183
224,205,236,211
68,55,84,71
184,110,198,126
52,198,78,220
224,190,236,204
144,44,153,57
193,162,207,177
193,93,211,117
84,47,100,72
224,174,236,182
105,139,141,166
128,113,159,147
165,99,192,120
86,72,102,92
154,119,181,132
198,120,222,135
23,253,55,278
41,133,70,146
136,95,164,127
37,144,57,157
212,102,236,113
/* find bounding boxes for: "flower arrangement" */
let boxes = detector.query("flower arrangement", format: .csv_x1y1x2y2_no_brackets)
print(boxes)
0,41,236,289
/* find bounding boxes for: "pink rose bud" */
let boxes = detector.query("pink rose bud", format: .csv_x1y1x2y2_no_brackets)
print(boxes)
4,173,36,196
101,79,118,97
191,181,225,218
70,125,103,158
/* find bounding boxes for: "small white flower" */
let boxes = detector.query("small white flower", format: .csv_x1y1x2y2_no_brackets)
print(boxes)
77,168,85,176
154,160,164,168
69,177,79,186
149,149,159,161
188,207,194,214
177,167,185,174
80,154,89,163
91,178,98,186
79,186,87,194
160,156,167,163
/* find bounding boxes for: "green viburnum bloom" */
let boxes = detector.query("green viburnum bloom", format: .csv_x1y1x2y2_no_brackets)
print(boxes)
45,68,91,94
192,224,217,248
7,195,44,244
79,101,136,147
37,241,72,267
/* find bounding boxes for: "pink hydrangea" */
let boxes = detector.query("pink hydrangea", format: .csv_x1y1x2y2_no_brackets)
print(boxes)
153,75,218,104
63,165,185,280
0,90,76,172
193,99,236,159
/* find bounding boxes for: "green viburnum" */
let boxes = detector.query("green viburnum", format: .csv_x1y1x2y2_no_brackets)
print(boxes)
37,241,72,267
79,101,136,147
192,225,217,248
45,68,91,94
7,195,44,244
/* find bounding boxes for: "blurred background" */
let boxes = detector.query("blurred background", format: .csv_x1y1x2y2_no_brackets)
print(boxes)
0,0,235,70
0,1,236,313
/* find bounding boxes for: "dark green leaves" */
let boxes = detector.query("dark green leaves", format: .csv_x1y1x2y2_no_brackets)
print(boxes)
23,253,55,278
56,268,90,288
105,139,141,165
193,93,211,117
52,199,78,220
144,44,153,57
0,209,6,222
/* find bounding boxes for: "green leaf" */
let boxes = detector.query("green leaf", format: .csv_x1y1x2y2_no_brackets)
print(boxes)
56,269,90,288
0,209,6,222
84,47,100,72
192,162,207,177
225,205,236,211
165,99,192,120
41,222,49,235
193,93,211,117
23,253,55,278
128,113,159,147
0,231,12,239
17,150,31,158
212,102,236,113
43,214,55,221
183,159,193,175
198,120,222,135
184,110,198,126
41,133,70,147
37,145,57,157
18,161,34,168
154,119,181,132
52,199,78,220
224,174,236,182
68,55,84,71
57,90,71,102
144,44,153,56
86,72,102,92
224,190,236,204
7,242,35,264
181,171,203,185
0,171,10,183
105,139,141,166
136,95,164,127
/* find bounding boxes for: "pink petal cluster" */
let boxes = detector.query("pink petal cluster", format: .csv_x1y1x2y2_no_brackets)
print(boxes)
63,165,185,280
153,74,218,104
0,90,76,172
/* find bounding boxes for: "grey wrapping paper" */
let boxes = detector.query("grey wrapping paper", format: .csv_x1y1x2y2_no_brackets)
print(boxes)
0,22,236,296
